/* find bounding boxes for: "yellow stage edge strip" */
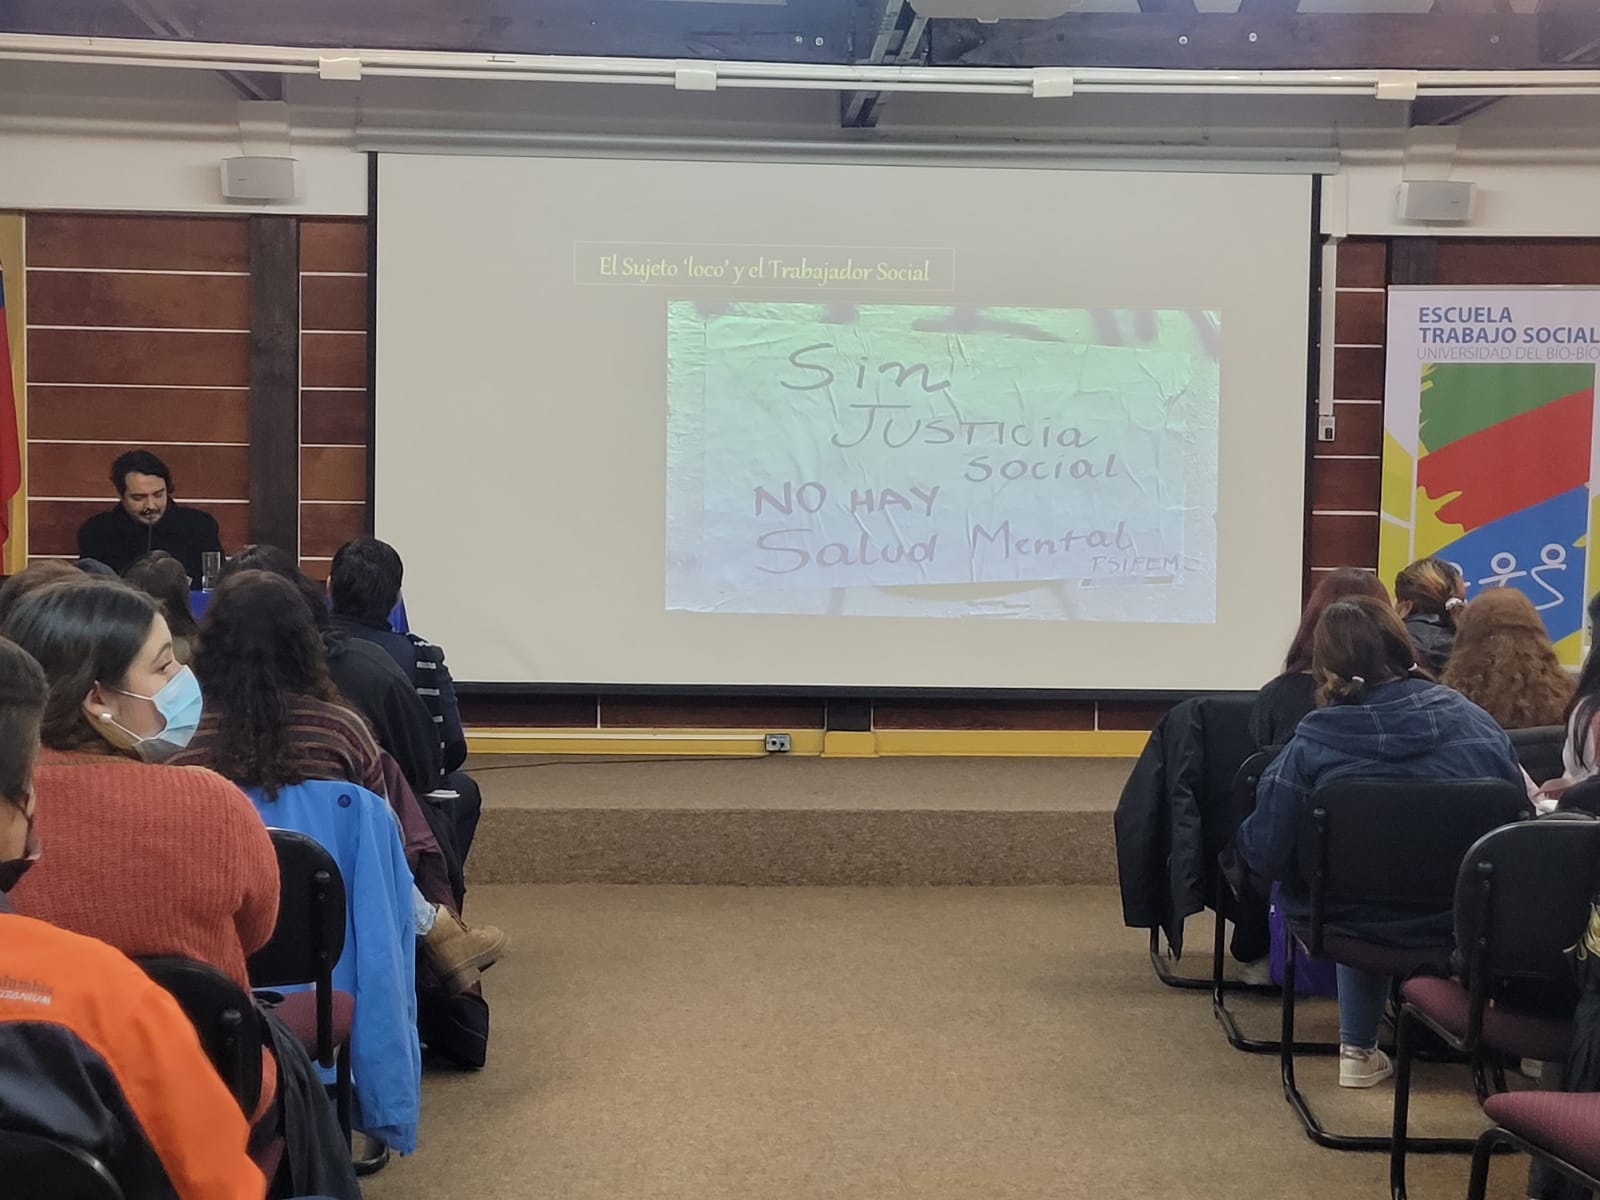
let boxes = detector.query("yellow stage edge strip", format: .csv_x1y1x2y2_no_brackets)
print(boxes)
464,727,1147,758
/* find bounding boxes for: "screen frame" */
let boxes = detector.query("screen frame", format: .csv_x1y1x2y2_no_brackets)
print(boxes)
368,153,1320,698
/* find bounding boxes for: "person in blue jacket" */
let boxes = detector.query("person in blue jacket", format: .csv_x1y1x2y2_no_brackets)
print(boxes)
1235,595,1523,1090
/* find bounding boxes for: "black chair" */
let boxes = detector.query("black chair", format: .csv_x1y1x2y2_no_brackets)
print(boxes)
1390,813,1600,1200
1469,1091,1600,1200
1280,776,1529,1151
0,1130,124,1200
1559,775,1600,816
136,955,264,1118
246,828,374,1171
1509,725,1567,788
1211,748,1339,1057
1140,693,1259,989
0,1132,124,1196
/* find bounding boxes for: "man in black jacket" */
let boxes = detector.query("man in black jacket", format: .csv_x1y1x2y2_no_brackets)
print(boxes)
76,449,223,584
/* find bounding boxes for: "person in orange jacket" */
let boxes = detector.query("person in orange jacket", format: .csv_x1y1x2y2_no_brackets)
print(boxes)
0,635,265,1200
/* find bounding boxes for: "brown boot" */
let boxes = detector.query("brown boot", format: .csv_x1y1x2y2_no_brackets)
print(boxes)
420,907,507,994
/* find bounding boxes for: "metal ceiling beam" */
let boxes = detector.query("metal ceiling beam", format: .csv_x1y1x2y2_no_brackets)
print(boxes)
841,1,930,129
118,0,282,100
930,12,1552,70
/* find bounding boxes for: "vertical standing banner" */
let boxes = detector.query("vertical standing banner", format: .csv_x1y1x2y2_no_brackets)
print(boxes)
1381,287,1600,665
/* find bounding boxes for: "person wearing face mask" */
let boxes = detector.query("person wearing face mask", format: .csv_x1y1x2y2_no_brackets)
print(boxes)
1,578,279,995
0,635,267,1200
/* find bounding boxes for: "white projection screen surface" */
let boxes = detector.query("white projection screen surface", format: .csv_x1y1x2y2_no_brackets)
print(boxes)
375,153,1312,690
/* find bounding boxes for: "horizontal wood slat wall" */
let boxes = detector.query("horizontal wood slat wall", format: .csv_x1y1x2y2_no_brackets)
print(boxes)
1305,237,1387,590
24,214,250,562
299,218,370,580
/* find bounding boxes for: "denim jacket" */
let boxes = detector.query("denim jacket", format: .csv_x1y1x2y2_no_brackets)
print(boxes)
1235,677,1523,944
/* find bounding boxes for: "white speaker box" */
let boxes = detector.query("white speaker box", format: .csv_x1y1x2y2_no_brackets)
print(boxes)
1397,180,1475,224
220,156,302,203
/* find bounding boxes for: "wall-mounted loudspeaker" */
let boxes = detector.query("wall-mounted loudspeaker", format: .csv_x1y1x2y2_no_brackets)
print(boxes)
1396,180,1475,224
220,156,302,203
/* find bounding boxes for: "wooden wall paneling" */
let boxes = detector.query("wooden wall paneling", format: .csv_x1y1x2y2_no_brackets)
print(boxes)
301,333,366,390
1332,289,1385,346
26,215,248,271
301,390,367,445
300,501,367,558
873,699,1095,730
1338,239,1388,288
1389,238,1439,287
458,695,603,728
603,696,827,729
247,217,301,550
28,329,249,386
26,271,250,330
300,446,366,502
1306,513,1381,568
1096,700,1172,731
29,499,248,557
1322,401,1382,457
300,275,366,331
1330,347,1385,400
1309,457,1382,511
1434,240,1600,285
299,220,368,274
28,443,248,500
28,386,249,444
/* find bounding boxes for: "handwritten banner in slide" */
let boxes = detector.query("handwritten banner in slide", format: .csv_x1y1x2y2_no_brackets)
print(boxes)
667,303,1219,621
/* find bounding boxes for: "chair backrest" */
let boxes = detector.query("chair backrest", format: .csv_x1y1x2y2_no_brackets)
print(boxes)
1509,724,1568,787
1456,814,1600,985
1561,776,1600,817
1296,776,1529,948
247,826,348,991
135,956,262,1117
0,1130,124,1200
1228,747,1279,831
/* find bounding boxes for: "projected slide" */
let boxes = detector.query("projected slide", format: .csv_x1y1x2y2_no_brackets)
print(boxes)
667,303,1219,622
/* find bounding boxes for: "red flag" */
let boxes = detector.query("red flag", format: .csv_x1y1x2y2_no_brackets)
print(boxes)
0,264,20,546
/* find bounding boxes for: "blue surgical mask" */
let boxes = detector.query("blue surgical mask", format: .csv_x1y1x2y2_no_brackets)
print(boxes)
104,666,205,762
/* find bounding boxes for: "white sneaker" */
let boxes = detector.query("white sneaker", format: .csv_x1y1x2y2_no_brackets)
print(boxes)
1237,956,1274,987
1339,1045,1394,1089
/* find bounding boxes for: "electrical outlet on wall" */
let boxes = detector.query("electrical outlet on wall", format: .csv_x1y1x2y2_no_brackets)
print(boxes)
1317,415,1337,443
764,733,792,753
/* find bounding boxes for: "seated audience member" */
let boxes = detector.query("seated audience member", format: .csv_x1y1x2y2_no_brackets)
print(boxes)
0,637,265,1200
1234,595,1522,1088
329,537,481,867
1540,591,1600,802
1440,587,1573,730
124,550,203,665
1394,555,1466,674
3,578,279,994
221,544,446,796
76,449,224,582
1250,567,1391,749
176,570,505,993
0,559,82,626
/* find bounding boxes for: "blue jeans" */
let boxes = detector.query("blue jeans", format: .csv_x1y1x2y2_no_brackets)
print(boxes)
1336,964,1391,1049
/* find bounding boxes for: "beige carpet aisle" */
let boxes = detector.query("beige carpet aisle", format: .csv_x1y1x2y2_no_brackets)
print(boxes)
367,885,1526,1200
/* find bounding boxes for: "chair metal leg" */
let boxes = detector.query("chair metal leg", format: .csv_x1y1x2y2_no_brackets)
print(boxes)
1465,1129,1500,1200
1390,1005,1418,1200
1281,957,1476,1154
1149,926,1211,990
334,1047,352,1144
1212,894,1338,1056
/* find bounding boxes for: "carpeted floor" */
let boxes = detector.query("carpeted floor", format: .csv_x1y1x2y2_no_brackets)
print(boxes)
365,885,1528,1200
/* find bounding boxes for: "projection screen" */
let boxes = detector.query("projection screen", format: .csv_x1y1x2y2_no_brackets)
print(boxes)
375,153,1313,690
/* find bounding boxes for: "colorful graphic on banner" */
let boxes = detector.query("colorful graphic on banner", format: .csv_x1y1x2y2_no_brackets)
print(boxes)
1380,289,1600,664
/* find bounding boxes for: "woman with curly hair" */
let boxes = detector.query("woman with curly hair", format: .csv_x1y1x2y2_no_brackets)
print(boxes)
1440,588,1573,730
